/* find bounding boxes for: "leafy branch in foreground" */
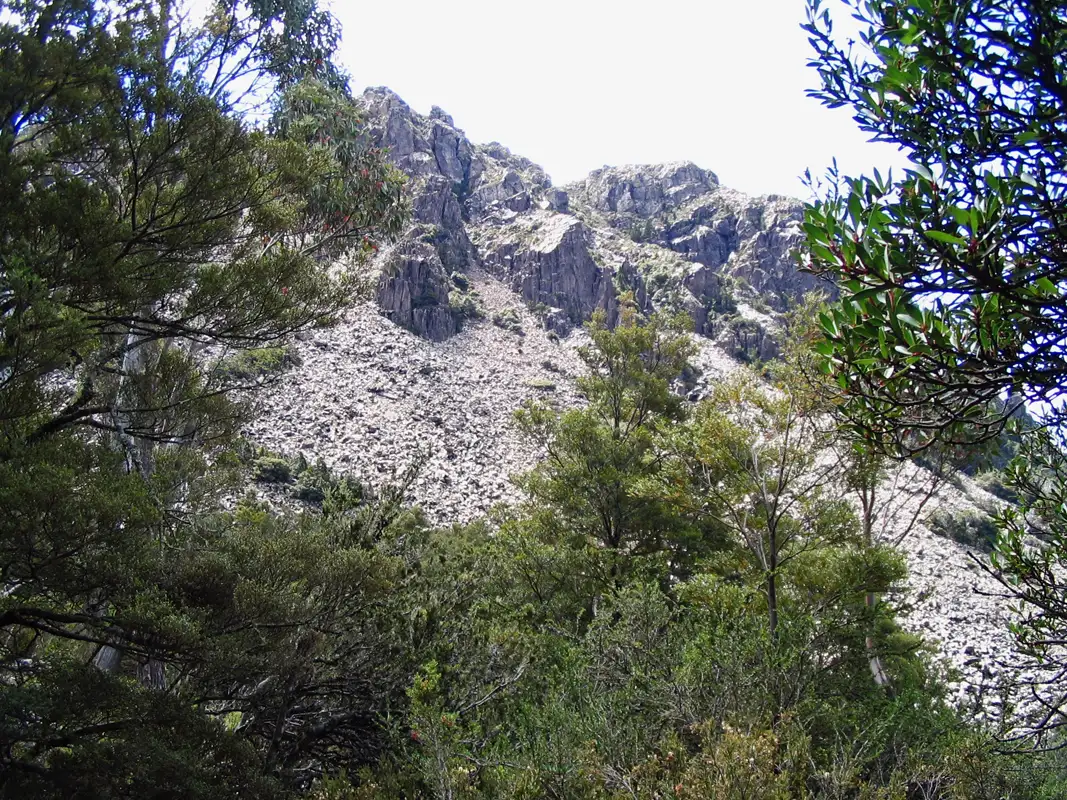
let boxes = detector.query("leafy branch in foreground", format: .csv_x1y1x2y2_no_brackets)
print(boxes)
802,0,1067,454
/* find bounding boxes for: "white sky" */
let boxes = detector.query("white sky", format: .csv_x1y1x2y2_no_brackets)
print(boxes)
331,0,909,199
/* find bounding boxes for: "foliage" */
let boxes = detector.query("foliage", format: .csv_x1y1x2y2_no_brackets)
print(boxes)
4,0,1063,792
0,0,408,795
928,507,998,552
254,454,294,483
490,308,523,335
449,289,484,327
628,218,657,243
680,364,853,639
974,469,1018,504
802,0,1067,452
980,430,1067,744
515,305,707,589
218,347,302,384
802,0,1067,751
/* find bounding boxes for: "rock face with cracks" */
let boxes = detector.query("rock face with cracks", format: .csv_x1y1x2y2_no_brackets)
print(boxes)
359,86,825,342
247,87,1026,723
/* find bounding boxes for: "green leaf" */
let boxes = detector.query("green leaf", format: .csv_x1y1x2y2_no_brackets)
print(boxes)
803,222,829,242
899,310,923,329
813,339,836,357
847,192,864,224
925,230,966,246
851,286,886,305
910,164,934,182
819,312,839,337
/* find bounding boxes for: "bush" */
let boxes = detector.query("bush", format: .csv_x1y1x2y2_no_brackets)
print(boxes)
450,271,470,291
216,346,300,382
628,219,656,242
974,470,1018,504
492,308,524,335
253,456,292,483
928,507,1000,551
293,457,334,504
449,290,483,327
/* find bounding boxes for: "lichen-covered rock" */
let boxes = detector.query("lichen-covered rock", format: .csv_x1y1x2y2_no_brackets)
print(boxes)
475,212,617,328
412,176,476,270
543,188,569,212
377,242,457,342
566,166,834,314
468,169,531,216
572,161,719,217
430,119,473,184
722,197,835,310
717,315,779,363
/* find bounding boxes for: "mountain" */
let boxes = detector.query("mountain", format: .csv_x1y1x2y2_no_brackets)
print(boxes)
245,87,1023,717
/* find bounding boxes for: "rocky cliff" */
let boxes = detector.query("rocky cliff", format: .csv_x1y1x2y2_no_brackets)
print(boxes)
247,88,1022,721
360,86,827,357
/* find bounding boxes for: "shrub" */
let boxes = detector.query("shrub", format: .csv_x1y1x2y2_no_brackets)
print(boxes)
417,224,445,246
492,308,524,335
292,457,334,504
928,507,999,551
216,346,300,382
253,456,292,483
974,470,1018,504
449,290,483,327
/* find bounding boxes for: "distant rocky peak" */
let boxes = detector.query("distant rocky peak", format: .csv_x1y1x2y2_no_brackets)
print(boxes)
358,86,473,186
568,161,720,217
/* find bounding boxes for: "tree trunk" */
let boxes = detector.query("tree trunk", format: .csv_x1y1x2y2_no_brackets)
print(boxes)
768,526,778,642
861,490,890,687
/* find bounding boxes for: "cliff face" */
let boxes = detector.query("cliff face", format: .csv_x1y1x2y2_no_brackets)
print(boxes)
360,86,831,352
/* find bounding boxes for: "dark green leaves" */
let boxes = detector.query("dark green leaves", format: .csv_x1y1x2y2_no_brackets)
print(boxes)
803,0,1067,453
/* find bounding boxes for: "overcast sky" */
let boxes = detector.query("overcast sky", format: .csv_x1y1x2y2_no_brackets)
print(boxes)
331,0,909,199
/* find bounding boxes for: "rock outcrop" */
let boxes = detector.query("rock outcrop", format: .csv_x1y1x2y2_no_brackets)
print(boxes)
357,88,827,345
566,165,835,314
474,212,617,328
376,242,457,342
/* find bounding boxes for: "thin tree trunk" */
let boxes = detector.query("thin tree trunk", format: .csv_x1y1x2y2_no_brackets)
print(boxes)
861,488,890,687
768,526,778,642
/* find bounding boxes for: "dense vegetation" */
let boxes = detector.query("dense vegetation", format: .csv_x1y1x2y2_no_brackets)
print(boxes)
2,0,1067,797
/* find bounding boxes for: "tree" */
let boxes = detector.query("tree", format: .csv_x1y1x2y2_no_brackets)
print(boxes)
984,430,1067,747
801,0,1067,454
681,366,854,642
514,304,713,592
0,0,408,793
802,0,1067,746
